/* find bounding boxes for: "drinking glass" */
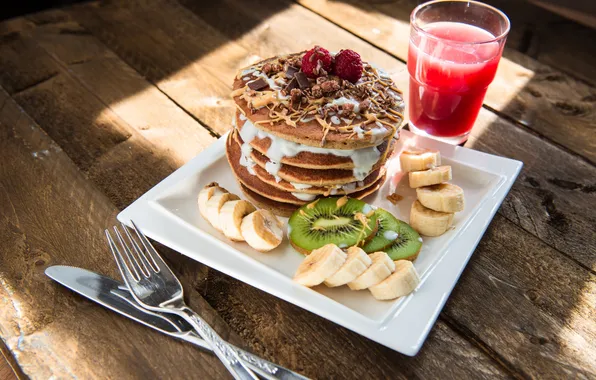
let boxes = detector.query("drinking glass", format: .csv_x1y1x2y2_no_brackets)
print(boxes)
408,0,510,144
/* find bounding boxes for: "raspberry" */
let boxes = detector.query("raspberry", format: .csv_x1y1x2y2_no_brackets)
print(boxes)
334,49,363,83
301,46,334,78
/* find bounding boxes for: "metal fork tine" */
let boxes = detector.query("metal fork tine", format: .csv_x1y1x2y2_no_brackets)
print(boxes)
105,229,141,284
121,223,156,275
130,220,174,276
113,226,147,279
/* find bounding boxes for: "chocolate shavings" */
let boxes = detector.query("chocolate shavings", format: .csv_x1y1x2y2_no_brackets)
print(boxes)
294,71,310,90
247,78,268,91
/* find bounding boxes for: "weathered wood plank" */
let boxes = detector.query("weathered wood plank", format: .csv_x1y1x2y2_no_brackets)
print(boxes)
492,0,596,84
530,0,596,29
65,2,248,136
0,353,16,380
0,14,216,207
297,0,596,164
0,87,234,379
465,108,596,271
444,214,596,379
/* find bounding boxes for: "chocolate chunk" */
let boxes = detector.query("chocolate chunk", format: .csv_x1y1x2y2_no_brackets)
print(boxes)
284,77,298,92
285,66,299,78
295,71,310,89
247,78,268,91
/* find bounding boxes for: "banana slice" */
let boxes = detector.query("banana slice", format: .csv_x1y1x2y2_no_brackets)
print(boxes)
294,244,347,287
408,166,452,188
369,260,420,300
241,209,284,252
206,193,240,231
198,183,228,219
409,200,454,237
348,252,395,290
400,147,441,172
416,183,464,213
219,200,257,241
324,246,373,287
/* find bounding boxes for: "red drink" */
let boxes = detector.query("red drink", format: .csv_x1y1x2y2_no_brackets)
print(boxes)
408,1,509,144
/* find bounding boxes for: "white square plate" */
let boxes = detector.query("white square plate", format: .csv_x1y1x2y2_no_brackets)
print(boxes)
118,130,522,356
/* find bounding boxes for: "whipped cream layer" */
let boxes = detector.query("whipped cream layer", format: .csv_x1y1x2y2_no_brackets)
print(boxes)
236,118,384,182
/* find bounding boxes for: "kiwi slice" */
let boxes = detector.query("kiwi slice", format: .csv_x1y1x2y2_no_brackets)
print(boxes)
288,197,378,254
362,208,422,261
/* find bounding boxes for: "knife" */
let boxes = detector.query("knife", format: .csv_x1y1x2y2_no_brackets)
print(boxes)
45,265,308,380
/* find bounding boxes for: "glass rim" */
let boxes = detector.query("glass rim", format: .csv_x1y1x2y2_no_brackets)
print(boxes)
410,0,511,45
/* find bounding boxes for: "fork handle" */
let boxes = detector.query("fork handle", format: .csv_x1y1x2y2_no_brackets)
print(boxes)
178,307,258,380
181,332,309,380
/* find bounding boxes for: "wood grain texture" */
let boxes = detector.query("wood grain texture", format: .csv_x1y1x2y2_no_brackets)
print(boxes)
493,0,596,84
0,87,237,379
66,1,247,136
465,108,596,271
0,12,216,208
444,214,596,379
297,0,596,164
0,354,16,380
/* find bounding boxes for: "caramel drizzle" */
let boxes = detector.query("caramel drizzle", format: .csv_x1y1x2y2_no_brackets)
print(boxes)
234,56,404,149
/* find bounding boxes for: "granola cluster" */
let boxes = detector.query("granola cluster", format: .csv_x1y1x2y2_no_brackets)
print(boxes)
232,50,404,146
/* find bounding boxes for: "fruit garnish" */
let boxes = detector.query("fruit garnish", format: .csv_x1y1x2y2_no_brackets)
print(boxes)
416,183,465,213
333,49,363,83
369,260,420,300
361,209,422,261
347,251,395,290
324,246,372,287
409,200,454,237
293,244,347,287
408,166,452,188
399,148,441,172
241,209,284,252
288,197,378,254
301,46,334,78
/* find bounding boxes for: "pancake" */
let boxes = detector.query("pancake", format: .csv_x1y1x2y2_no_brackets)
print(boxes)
227,133,387,209
227,132,307,205
252,160,385,195
240,178,386,217
232,52,404,150
235,111,392,170
239,184,297,217
248,140,392,186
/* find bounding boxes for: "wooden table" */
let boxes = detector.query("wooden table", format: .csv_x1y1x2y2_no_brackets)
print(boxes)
1,0,595,378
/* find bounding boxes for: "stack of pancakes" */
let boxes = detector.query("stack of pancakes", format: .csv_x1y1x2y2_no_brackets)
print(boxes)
226,51,404,216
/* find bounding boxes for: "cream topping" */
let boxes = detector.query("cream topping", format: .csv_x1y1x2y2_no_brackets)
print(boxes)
291,192,318,201
290,182,313,190
241,119,381,181
383,231,399,241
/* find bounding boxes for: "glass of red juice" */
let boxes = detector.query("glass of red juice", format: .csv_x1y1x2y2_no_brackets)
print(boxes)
408,0,510,144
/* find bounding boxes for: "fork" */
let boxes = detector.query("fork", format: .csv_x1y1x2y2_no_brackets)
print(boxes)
106,220,259,380
110,287,309,380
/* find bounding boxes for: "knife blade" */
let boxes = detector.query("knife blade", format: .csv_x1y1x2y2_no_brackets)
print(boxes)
44,265,211,349
45,265,309,380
